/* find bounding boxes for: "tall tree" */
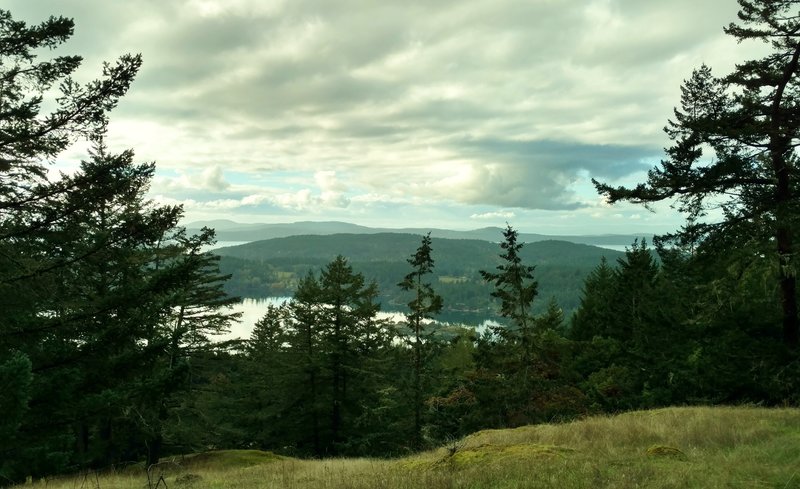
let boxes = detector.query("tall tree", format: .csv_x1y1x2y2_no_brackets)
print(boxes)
398,232,443,449
285,273,326,456
593,0,800,347
0,10,141,468
318,255,382,453
480,225,538,362
0,10,140,480
6,145,239,472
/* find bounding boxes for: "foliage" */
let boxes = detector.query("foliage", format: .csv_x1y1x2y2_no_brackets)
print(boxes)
398,232,443,449
0,9,238,482
593,0,800,347
215,234,623,319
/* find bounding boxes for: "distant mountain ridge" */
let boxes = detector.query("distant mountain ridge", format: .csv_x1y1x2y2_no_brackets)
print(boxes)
187,219,652,247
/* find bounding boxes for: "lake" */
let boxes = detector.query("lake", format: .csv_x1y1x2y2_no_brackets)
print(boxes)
218,297,500,341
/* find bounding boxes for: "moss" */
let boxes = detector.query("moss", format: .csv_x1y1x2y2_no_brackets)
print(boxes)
395,457,437,471
449,443,574,467
177,449,284,469
645,445,686,459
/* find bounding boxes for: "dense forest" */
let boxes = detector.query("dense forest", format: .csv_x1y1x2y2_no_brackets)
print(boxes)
2,1,800,486
214,234,625,319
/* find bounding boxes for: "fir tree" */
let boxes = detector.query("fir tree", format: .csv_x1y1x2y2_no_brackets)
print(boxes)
593,0,800,347
398,232,443,449
480,225,538,362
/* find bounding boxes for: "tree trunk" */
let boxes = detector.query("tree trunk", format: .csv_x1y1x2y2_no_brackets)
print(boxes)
413,315,421,450
770,42,800,349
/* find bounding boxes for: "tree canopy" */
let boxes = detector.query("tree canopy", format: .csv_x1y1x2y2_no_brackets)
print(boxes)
593,0,800,347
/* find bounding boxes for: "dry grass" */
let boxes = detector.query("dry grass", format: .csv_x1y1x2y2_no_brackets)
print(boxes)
25,406,800,489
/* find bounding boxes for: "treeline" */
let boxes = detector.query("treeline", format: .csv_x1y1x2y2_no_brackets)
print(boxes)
214,235,620,319
0,12,237,483
153,232,798,459
3,0,800,485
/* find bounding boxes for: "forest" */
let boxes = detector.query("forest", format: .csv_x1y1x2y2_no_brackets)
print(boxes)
214,233,626,319
1,1,799,486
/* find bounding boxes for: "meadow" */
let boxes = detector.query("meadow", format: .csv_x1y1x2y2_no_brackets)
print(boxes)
26,406,800,489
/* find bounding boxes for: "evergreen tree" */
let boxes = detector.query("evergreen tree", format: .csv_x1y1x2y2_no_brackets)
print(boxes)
570,257,615,341
398,232,443,449
285,273,326,455
241,258,390,457
593,0,800,348
480,225,538,362
318,255,382,453
0,10,140,480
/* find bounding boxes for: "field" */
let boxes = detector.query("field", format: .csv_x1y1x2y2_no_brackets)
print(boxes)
25,406,800,489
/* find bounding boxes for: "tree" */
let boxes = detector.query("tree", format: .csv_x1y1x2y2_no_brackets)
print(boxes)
0,6,139,467
242,258,389,457
0,8,244,475
283,273,327,455
398,232,443,449
1,144,239,474
480,224,538,362
570,257,615,341
318,255,382,453
0,10,140,480
593,0,800,347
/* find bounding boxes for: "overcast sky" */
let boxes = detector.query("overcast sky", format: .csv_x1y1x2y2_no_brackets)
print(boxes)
9,0,760,234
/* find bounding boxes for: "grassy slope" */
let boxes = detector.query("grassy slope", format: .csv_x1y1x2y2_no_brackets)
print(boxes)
27,407,800,489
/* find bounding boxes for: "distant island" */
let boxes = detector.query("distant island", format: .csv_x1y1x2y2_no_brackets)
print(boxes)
187,219,653,249
208,226,632,321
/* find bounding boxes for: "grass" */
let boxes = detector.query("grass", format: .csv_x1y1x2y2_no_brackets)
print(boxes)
24,406,800,489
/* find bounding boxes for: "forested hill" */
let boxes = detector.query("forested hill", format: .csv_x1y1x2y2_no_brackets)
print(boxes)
188,219,651,247
214,233,624,320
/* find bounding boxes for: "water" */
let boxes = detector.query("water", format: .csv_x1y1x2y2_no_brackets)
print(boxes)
595,244,631,252
218,297,500,341
217,297,291,341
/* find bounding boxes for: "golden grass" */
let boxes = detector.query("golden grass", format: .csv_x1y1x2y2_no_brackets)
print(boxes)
25,406,800,489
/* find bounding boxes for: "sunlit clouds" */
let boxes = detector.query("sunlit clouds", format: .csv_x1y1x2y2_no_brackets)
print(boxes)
10,0,756,232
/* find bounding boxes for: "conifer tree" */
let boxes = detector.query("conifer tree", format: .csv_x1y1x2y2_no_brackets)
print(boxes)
398,232,443,449
0,12,139,478
570,257,616,341
318,255,381,453
593,0,800,347
480,225,538,362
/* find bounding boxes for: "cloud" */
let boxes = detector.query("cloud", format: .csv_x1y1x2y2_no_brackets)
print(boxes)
470,211,516,220
5,0,759,231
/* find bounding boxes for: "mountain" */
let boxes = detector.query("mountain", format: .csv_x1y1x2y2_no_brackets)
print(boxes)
187,220,652,248
214,233,625,323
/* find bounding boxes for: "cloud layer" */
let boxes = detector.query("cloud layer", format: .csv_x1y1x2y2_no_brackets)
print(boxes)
8,0,757,232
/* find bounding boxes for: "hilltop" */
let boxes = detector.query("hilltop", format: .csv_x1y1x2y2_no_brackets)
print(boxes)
27,406,800,489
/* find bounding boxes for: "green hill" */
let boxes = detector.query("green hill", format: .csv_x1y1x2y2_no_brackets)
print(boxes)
214,233,624,322
29,406,800,489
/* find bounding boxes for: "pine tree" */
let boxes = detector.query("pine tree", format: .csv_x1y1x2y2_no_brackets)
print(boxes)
398,232,443,449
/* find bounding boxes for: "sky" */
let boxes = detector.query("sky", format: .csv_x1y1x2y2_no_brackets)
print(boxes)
8,0,763,234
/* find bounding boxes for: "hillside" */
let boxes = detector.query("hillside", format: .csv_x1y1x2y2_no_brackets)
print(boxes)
28,406,800,489
214,233,624,321
188,219,652,248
